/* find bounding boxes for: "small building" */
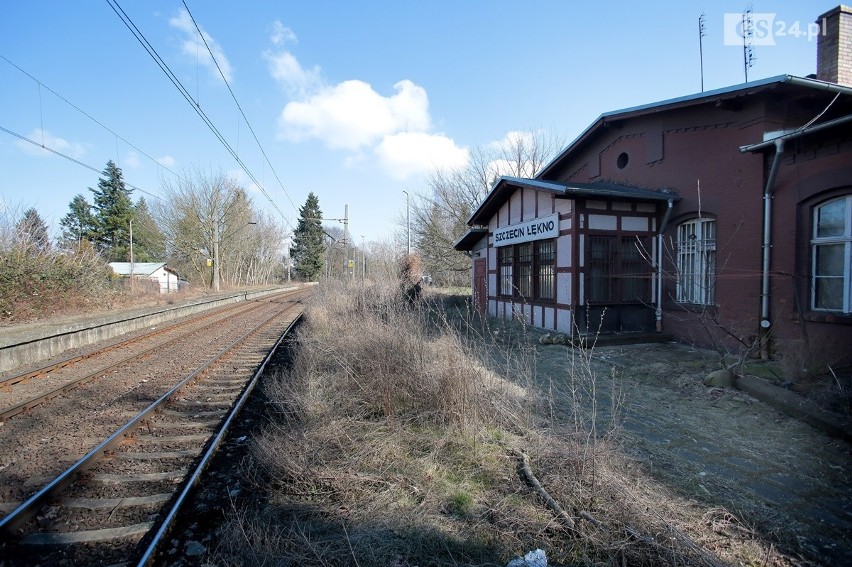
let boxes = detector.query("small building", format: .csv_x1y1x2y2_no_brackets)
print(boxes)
455,6,852,365
108,262,182,294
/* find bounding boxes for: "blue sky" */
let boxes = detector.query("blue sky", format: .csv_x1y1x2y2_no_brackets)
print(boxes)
0,1,834,245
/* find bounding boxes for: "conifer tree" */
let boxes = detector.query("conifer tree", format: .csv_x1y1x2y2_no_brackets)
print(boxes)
90,160,134,261
131,198,166,262
292,192,324,281
16,208,50,251
58,194,96,248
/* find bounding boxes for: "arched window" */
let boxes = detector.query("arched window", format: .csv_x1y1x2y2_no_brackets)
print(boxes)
811,196,852,313
676,218,716,305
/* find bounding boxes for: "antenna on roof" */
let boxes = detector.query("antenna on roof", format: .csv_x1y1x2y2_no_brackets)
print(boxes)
742,7,756,82
699,13,707,92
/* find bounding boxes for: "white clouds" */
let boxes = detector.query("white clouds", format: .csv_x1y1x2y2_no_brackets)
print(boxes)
488,130,536,153
226,169,260,194
123,151,141,169
375,132,470,179
15,129,86,159
280,80,431,150
264,51,322,97
270,21,297,46
156,155,177,168
169,8,233,82
267,26,468,179
486,130,544,178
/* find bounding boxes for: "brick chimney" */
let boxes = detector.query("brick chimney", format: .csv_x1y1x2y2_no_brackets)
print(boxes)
816,5,852,86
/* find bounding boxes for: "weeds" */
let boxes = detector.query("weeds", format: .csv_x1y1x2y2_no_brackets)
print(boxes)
210,278,777,566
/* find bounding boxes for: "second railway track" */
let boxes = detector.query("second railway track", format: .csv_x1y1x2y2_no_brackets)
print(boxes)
0,287,308,565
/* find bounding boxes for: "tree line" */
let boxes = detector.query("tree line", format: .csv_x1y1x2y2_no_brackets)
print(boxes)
1,160,291,321
4,126,564,322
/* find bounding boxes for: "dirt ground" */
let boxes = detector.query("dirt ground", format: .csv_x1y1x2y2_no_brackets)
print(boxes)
528,337,852,565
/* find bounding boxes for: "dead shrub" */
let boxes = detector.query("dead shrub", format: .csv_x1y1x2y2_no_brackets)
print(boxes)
294,278,493,428
212,278,764,566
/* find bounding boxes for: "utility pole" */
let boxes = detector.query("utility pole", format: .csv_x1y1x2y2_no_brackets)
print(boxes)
344,204,351,280
402,190,411,255
213,221,220,293
361,235,366,279
129,218,134,290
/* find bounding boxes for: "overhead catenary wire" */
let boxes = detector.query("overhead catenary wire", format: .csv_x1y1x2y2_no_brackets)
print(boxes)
104,0,292,230
181,1,298,216
0,124,163,203
0,53,188,187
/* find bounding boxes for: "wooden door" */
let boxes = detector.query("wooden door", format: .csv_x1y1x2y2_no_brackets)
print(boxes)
474,258,487,314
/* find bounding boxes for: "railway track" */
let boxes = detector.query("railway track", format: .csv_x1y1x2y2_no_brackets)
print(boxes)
0,289,307,565
0,293,271,390
0,297,274,423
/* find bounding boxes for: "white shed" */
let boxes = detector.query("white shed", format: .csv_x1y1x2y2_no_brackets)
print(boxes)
109,262,181,294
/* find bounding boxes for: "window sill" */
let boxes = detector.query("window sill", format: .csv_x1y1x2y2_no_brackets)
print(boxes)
798,312,852,325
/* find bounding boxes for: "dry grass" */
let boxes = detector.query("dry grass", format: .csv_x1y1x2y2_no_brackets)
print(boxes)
209,278,777,566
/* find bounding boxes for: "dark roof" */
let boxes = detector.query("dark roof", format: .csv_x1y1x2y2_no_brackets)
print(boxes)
467,176,676,226
539,75,852,179
453,227,488,251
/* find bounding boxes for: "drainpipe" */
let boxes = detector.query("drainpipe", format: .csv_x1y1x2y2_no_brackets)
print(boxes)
759,138,785,360
656,199,674,332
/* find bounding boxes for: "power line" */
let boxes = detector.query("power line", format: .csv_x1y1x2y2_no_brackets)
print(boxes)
0,52,187,187
0,124,163,202
104,0,291,229
181,1,298,216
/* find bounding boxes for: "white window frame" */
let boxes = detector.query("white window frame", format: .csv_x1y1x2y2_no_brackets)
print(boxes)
811,195,852,314
676,218,716,305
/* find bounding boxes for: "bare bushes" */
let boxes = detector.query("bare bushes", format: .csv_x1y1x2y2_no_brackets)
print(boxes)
214,282,737,566
0,224,115,322
292,278,498,428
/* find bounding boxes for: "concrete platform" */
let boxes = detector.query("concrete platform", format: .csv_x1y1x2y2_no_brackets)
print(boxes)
0,286,297,374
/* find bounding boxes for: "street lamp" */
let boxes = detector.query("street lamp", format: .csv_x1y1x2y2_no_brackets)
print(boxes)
402,190,410,256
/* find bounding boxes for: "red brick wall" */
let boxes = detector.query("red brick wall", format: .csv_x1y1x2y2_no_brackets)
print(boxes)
542,95,852,363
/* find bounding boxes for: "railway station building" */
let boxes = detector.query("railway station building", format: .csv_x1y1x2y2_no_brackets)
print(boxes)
454,6,852,365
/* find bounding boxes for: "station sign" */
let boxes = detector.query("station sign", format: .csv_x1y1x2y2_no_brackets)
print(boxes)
493,213,559,247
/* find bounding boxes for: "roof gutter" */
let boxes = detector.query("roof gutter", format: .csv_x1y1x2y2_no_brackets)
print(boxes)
783,75,852,95
740,112,852,360
740,112,852,152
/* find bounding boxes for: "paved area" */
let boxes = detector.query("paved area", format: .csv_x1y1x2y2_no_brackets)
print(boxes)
533,341,852,565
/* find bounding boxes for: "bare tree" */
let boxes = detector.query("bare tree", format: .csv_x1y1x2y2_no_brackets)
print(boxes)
411,128,565,286
154,169,286,288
